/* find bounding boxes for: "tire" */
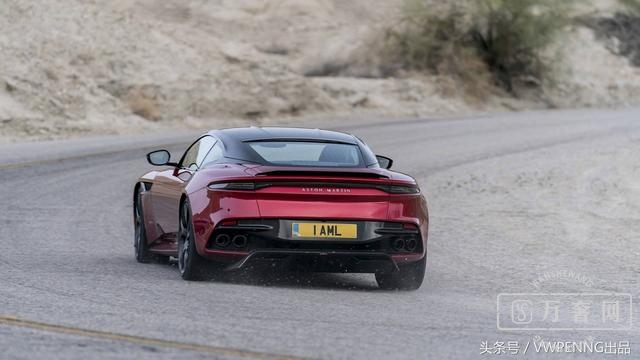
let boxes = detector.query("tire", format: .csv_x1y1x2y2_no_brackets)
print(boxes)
375,256,426,291
177,199,208,281
134,188,153,263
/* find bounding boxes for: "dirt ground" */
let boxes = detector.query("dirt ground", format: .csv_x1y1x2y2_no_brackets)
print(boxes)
1,0,640,143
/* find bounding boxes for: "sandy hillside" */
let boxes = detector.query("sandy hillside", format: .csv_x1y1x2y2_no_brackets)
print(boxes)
0,0,639,143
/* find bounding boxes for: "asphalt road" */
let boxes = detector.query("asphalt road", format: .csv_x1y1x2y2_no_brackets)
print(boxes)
1,109,639,359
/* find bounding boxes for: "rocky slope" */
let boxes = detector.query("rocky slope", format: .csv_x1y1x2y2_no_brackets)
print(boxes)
1,0,639,142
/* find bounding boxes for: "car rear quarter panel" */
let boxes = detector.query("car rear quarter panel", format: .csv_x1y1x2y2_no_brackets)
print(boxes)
189,187,261,255
135,172,161,244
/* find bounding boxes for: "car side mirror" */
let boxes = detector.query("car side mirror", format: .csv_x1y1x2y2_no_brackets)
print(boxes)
376,155,393,169
147,150,177,167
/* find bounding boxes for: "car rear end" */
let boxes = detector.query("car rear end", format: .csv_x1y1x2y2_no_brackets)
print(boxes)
197,169,428,276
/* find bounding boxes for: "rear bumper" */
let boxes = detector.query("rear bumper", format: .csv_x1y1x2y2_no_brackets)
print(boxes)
226,250,400,273
198,219,426,273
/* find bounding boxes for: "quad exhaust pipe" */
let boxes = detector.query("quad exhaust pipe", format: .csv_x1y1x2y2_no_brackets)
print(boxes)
390,236,419,252
213,234,248,249
214,234,231,248
232,235,248,248
391,237,405,251
405,238,418,252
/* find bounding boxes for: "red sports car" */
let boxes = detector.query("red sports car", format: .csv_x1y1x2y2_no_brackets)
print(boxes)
133,127,429,290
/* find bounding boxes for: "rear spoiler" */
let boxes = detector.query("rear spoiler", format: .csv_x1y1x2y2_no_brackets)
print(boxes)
254,170,389,179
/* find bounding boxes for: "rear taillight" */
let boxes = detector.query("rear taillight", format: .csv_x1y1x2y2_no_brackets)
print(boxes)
207,181,418,193
403,223,419,230
383,185,420,194
208,182,255,191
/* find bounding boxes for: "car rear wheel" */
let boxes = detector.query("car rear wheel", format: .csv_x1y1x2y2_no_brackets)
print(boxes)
375,256,426,291
134,188,153,263
178,199,207,281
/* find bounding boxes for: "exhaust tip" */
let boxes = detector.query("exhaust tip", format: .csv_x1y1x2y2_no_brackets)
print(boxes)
391,237,405,251
405,237,418,252
232,235,248,248
214,234,231,248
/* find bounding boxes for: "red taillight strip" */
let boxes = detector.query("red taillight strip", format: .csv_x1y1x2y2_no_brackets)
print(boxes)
207,180,419,194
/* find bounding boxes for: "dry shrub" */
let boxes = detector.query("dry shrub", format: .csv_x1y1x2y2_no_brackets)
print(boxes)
384,0,573,94
128,94,160,121
620,0,640,14
385,1,470,72
384,1,491,98
589,1,640,66
472,0,574,91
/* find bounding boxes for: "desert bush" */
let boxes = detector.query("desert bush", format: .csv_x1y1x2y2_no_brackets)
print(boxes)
619,0,640,14
384,1,491,98
590,0,640,66
385,1,470,72
472,0,573,91
386,0,574,92
128,95,160,121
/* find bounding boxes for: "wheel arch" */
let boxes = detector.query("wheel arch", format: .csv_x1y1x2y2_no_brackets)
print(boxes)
133,181,153,216
179,193,189,218
133,182,142,220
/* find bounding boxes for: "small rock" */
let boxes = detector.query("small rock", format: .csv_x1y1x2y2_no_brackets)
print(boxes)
349,94,368,107
4,80,17,92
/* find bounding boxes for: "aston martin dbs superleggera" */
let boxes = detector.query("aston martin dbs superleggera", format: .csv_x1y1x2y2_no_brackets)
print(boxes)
133,127,429,289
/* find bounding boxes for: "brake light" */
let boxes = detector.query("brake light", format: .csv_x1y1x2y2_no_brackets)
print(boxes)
208,182,255,190
384,185,419,194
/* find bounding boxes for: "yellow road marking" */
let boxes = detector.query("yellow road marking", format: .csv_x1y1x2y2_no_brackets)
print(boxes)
0,315,305,360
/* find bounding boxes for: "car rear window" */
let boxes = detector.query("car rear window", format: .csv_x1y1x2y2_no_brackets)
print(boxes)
247,141,363,167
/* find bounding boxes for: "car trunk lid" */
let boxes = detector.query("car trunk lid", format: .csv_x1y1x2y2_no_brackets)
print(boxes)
244,166,395,220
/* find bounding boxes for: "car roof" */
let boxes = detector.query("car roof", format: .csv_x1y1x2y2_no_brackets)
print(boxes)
201,126,378,167
208,127,358,145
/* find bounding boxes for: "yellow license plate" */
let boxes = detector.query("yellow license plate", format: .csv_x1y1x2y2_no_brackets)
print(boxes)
292,223,357,239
